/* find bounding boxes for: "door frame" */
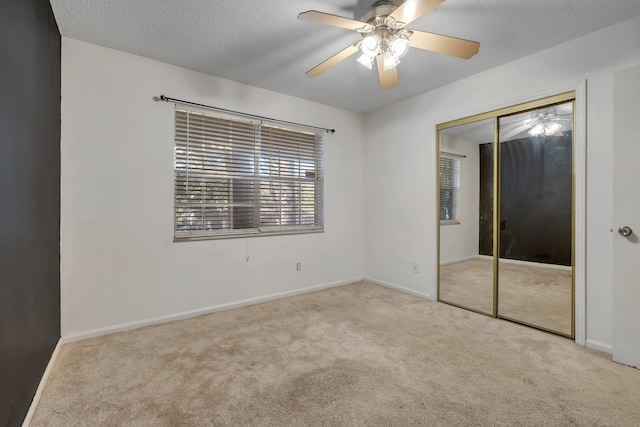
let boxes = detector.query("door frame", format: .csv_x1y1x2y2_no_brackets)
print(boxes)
434,82,586,345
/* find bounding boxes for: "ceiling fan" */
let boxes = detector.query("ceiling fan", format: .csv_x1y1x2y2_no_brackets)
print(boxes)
298,0,480,90
501,107,572,141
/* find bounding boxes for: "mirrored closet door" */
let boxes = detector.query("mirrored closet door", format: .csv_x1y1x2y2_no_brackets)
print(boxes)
437,93,575,337
438,118,495,316
497,102,574,335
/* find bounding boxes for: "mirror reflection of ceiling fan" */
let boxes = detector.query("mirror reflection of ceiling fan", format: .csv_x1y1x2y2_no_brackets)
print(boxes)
501,107,572,141
298,0,480,89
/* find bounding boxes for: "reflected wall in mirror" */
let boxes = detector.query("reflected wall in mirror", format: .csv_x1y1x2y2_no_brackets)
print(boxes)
438,118,494,315
497,101,574,336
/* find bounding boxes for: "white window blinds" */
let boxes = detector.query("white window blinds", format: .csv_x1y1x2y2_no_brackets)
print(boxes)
174,108,323,240
440,155,460,222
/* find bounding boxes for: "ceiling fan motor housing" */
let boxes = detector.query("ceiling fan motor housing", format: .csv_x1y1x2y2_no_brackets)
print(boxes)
361,2,398,24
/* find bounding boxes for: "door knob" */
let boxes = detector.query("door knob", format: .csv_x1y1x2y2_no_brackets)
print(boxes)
618,226,633,237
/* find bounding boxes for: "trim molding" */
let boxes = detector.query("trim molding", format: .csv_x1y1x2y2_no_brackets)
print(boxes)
475,255,572,271
586,339,613,354
365,277,432,300
573,80,587,347
440,255,477,266
21,340,61,427
60,278,363,343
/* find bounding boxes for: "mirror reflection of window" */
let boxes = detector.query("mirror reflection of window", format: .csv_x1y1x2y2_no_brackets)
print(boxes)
439,155,460,222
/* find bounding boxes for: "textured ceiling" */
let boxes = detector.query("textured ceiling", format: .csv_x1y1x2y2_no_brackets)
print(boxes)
49,0,640,114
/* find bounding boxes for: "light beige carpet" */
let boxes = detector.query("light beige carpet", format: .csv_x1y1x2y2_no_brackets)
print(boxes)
440,258,572,335
32,282,639,426
440,258,495,314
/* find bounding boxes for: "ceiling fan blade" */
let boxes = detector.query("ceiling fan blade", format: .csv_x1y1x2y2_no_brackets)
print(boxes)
501,123,531,141
298,10,369,31
306,41,360,77
389,0,445,26
409,30,480,59
376,56,398,90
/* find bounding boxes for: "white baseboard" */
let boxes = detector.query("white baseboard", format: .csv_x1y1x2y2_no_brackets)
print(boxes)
475,255,572,271
60,278,363,344
21,340,61,427
586,339,613,354
439,255,477,266
365,277,432,300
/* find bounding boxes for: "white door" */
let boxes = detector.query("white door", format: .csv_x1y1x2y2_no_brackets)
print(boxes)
612,64,640,367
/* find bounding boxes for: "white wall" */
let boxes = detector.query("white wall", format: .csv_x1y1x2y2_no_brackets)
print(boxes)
61,39,366,338
439,134,480,264
364,15,640,351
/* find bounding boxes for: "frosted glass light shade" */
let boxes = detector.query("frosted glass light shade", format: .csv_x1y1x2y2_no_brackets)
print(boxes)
357,54,374,70
528,121,562,136
382,52,400,70
390,37,410,59
361,35,381,58
545,122,562,135
528,124,545,136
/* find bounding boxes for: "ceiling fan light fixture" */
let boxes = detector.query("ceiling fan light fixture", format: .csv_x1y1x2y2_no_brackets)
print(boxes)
382,51,401,70
360,35,381,58
357,53,375,70
528,120,562,136
528,124,545,136
544,122,562,135
390,36,410,59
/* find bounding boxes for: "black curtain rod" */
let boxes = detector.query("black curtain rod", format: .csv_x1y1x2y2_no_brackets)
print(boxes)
158,95,335,134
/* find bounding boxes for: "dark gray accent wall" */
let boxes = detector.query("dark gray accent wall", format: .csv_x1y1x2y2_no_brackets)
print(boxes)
479,134,572,266
478,143,494,257
0,0,61,425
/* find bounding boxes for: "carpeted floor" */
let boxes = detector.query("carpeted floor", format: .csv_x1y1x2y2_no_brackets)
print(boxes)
32,282,639,426
439,258,572,335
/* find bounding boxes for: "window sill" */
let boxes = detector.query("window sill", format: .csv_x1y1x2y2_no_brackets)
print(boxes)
440,220,461,226
174,227,324,242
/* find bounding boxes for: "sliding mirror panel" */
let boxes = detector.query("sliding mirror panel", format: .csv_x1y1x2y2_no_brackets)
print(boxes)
497,101,574,336
438,118,495,315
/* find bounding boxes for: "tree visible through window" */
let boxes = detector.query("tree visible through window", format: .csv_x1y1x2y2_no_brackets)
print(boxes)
440,155,460,222
174,109,323,240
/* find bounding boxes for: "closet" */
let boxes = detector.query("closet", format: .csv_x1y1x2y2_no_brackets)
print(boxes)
437,92,574,337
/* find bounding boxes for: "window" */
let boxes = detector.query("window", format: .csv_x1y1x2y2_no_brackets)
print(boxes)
440,155,460,223
174,108,323,240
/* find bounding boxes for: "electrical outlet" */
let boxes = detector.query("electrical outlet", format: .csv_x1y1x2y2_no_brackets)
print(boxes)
412,262,419,273
296,262,301,271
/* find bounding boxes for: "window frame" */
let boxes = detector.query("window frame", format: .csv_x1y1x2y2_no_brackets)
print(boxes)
173,107,324,241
